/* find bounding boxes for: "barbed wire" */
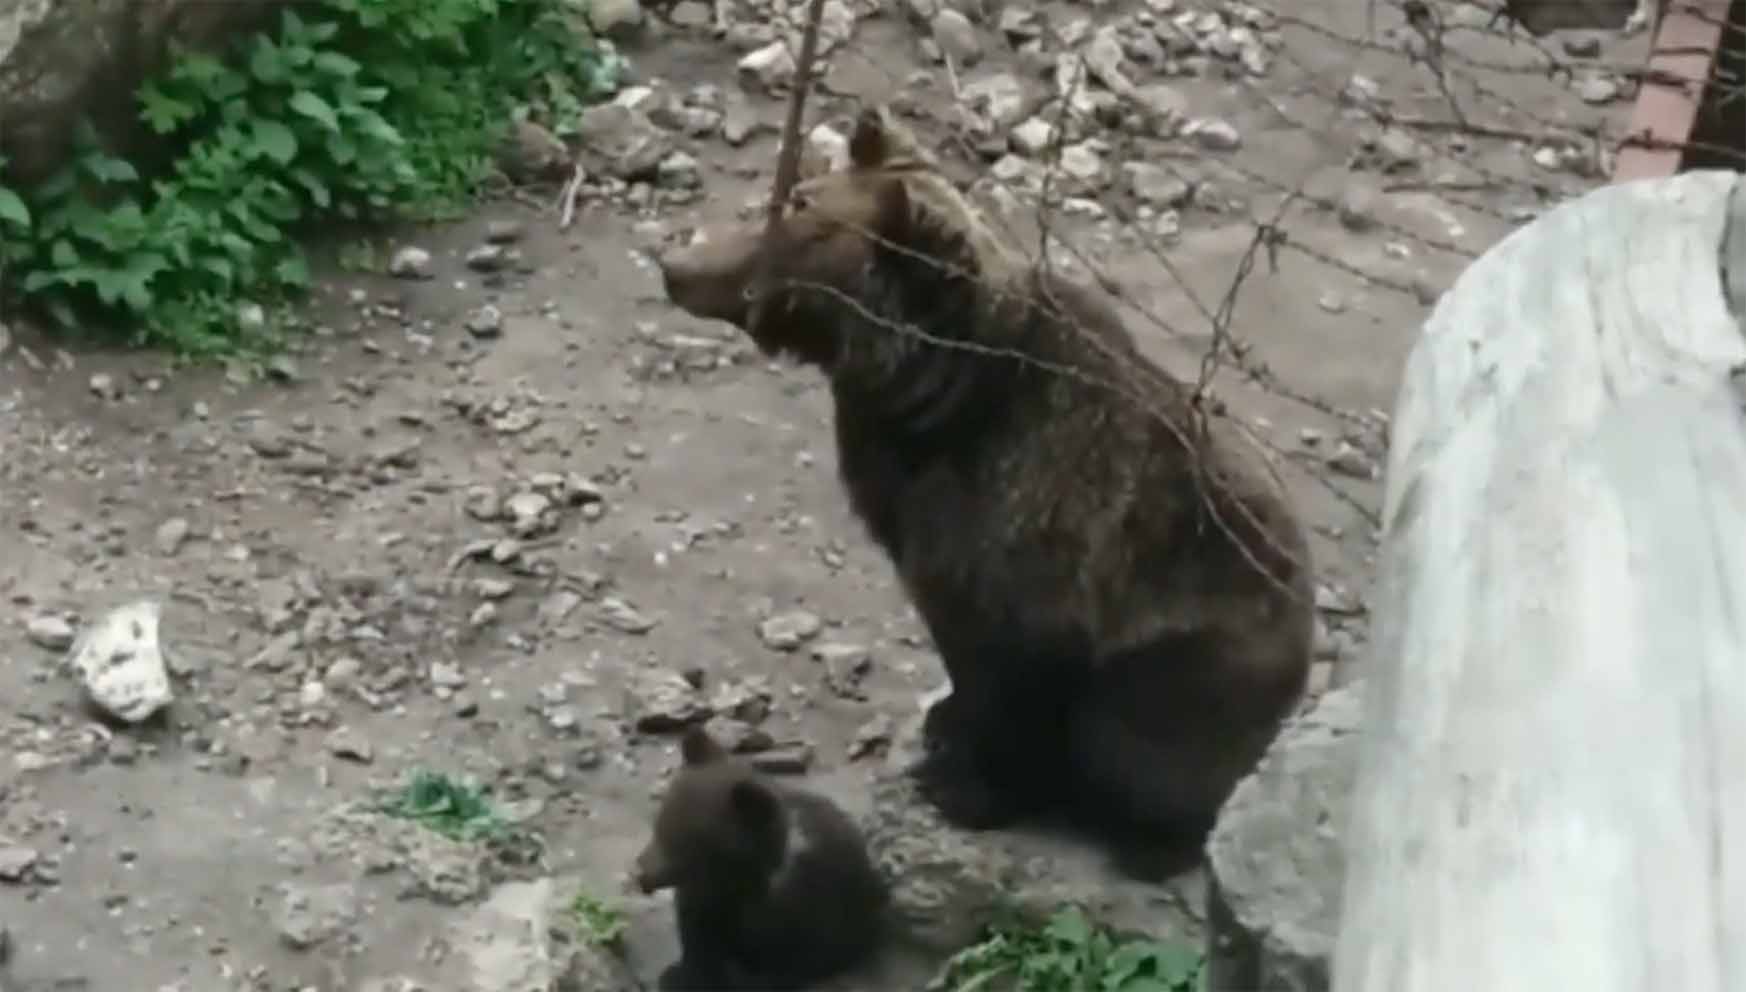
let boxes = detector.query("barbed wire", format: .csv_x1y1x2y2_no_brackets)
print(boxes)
680,0,1746,606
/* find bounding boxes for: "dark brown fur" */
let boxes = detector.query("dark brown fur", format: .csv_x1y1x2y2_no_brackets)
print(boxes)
657,107,1315,879
632,726,889,990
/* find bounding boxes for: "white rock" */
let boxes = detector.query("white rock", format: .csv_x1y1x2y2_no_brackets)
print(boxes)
805,123,850,175
1010,117,1057,156
67,599,174,723
931,9,982,65
738,42,797,92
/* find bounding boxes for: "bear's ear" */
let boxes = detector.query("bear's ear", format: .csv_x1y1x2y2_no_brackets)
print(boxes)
679,725,727,766
849,107,894,170
728,778,782,832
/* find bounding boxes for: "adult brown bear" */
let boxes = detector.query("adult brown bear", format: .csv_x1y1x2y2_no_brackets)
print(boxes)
657,106,1315,879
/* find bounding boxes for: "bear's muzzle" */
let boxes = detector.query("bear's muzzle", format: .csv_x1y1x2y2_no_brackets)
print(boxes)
657,224,764,327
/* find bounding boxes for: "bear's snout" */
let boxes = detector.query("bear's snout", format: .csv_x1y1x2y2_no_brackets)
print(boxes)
657,224,761,326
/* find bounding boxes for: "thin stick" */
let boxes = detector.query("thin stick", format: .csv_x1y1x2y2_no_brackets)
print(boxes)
559,162,586,230
745,0,831,335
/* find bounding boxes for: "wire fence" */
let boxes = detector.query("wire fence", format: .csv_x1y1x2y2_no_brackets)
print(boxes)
719,0,1746,625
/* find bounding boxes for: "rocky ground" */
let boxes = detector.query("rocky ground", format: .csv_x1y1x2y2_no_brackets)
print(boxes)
0,0,1647,988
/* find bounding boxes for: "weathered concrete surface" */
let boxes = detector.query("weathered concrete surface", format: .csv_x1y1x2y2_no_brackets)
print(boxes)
0,0,280,183
1204,682,1364,992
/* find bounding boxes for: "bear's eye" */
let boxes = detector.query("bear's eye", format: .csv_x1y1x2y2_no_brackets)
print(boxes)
788,191,813,213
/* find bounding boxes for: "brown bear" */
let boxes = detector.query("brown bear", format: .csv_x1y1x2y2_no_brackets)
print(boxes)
632,724,889,990
656,106,1315,879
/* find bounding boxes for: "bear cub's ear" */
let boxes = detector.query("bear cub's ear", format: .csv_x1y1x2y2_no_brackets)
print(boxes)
679,725,728,766
849,107,894,170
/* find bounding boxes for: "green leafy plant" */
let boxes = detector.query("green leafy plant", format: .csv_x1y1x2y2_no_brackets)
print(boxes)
932,905,1206,992
380,769,513,841
568,890,630,949
0,0,625,357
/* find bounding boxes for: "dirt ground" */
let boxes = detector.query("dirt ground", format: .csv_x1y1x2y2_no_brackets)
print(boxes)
0,1,1645,988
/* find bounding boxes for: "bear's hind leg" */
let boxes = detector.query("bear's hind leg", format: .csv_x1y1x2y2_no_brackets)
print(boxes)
1066,636,1277,883
913,640,1081,831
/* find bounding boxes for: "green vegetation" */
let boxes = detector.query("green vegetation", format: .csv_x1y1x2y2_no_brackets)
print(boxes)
380,769,516,841
932,905,1206,992
0,0,625,358
568,889,630,950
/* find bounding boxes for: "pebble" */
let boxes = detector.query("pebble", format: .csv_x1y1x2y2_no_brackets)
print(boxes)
25,615,75,651
389,246,434,279
465,304,504,338
1191,118,1242,151
931,10,982,64
757,610,822,650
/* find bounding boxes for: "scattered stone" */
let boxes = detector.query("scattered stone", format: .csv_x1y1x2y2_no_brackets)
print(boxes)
657,150,703,189
1325,442,1378,480
1578,75,1620,104
326,727,375,764
465,304,504,338
721,100,762,144
599,597,658,635
88,373,121,400
1336,184,1379,232
498,119,570,183
738,42,797,92
274,881,360,951
1189,117,1242,151
388,247,434,280
962,73,1028,129
586,0,644,38
805,124,850,175
848,712,893,759
465,245,508,273
711,677,774,724
485,220,525,244
757,610,822,650
505,490,556,538
813,641,871,697
931,10,982,65
1059,143,1106,187
1132,83,1189,136
1010,117,1056,156
25,615,75,651
574,105,676,181
0,845,38,883
628,669,710,731
66,599,175,724
1123,162,1190,207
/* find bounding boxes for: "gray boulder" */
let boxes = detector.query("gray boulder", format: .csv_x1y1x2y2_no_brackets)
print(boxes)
1205,682,1365,992
0,0,279,183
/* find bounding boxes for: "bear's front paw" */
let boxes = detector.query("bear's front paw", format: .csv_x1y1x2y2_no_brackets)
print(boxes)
658,959,721,991
914,750,1022,831
920,692,965,754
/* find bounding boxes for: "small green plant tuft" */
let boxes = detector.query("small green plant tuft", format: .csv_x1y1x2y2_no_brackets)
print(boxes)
0,0,625,357
932,904,1206,992
380,769,512,841
568,890,629,950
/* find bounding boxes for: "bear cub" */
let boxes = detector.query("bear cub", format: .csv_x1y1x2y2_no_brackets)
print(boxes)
632,724,889,991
